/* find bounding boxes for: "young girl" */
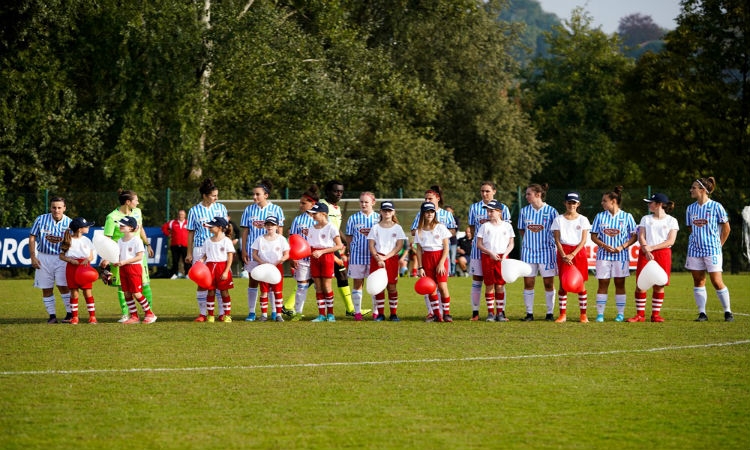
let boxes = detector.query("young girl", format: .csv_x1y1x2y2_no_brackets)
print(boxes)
346,192,379,320
590,186,637,322
200,217,236,322
628,193,679,323
306,203,344,322
284,185,320,321
686,177,733,322
251,216,290,322
241,180,285,321
186,178,229,322
551,192,591,323
59,217,96,324
517,183,559,321
414,202,453,322
475,200,515,322
111,216,157,324
367,201,407,322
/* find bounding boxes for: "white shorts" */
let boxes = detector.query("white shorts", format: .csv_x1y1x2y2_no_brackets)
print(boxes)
469,258,483,277
33,253,67,289
595,260,631,279
685,255,723,273
348,264,370,280
293,260,311,282
526,262,557,278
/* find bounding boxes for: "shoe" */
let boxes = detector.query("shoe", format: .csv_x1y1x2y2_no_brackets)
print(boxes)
651,314,664,323
626,315,646,323
555,314,567,323
486,314,496,322
291,313,303,322
259,315,268,322
471,314,480,321
47,316,58,324
245,313,256,322
443,314,453,323
545,313,554,321
123,315,140,324
170,274,179,280
312,314,328,322
194,315,207,322
614,314,625,322
354,313,363,321
580,314,589,323
61,312,73,324
326,314,336,322
220,315,232,323
282,306,294,318
425,313,434,321
495,312,509,322
118,314,130,323
88,316,98,324
522,313,534,322
143,314,158,324
375,314,385,322
207,315,215,323
345,310,356,317
70,316,79,325
361,309,372,316
695,312,708,322
596,314,605,322
271,312,277,321
389,315,400,322
725,311,734,322
275,314,284,322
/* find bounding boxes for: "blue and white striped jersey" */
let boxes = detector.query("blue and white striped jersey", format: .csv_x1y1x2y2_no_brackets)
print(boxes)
345,211,380,265
590,209,637,261
686,199,728,257
29,213,72,255
289,213,317,263
240,202,285,254
187,202,228,248
517,203,558,264
468,200,511,260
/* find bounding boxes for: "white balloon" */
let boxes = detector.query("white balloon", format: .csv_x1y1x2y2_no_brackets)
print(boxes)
251,263,282,284
637,260,669,290
501,259,532,284
366,268,388,296
93,234,119,263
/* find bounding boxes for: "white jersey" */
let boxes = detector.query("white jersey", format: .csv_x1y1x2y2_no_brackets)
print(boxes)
368,223,407,255
477,221,515,254
65,236,94,260
414,223,451,251
640,214,679,247
251,234,290,265
307,223,340,249
118,237,145,265
203,236,236,263
550,215,591,246
468,200,511,260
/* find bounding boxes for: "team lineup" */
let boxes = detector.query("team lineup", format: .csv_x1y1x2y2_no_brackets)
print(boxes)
29,176,734,324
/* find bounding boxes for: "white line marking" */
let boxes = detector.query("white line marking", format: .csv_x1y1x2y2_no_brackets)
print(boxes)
2,340,748,376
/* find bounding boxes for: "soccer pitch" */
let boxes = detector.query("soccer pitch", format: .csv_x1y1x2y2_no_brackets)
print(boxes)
0,273,747,449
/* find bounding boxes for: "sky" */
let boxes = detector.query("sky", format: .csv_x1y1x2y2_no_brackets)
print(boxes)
535,0,682,33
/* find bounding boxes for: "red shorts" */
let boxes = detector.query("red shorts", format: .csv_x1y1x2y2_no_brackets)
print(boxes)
557,243,590,283
206,261,235,291
636,248,672,286
258,264,283,294
370,254,399,284
480,254,505,286
422,250,448,283
310,249,335,279
119,263,143,294
65,259,93,290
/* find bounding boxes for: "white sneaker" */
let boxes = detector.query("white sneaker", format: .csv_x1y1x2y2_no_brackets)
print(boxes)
142,314,158,324
117,314,130,323
170,274,179,280
240,270,249,279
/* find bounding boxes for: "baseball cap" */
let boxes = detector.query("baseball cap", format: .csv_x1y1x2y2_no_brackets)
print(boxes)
264,216,279,225
118,216,138,230
565,192,581,203
420,202,436,213
644,193,669,204
380,201,395,211
306,203,329,214
69,217,95,231
204,216,228,228
482,200,502,210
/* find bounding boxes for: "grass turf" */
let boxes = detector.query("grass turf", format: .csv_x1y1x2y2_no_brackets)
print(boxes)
0,273,747,449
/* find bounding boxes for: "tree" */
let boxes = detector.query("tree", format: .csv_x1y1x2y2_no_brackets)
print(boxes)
618,13,666,47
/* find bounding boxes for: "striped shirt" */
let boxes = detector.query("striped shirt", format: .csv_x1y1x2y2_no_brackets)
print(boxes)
410,208,457,232
686,199,728,257
345,211,380,265
187,202,229,248
591,209,637,261
289,213,316,262
29,213,72,255
468,200,511,260
517,203,559,264
240,202,285,254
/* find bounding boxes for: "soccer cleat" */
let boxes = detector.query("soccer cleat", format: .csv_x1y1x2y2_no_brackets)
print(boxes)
545,313,554,321
353,313,363,321
291,313,303,321
389,315,400,322
651,314,664,323
170,274,179,280
425,315,436,323
245,313,256,322
123,315,140,324
555,314,567,323
486,314,496,322
259,315,268,322
69,316,79,325
595,314,605,322
443,314,453,323
311,314,327,322
345,310,356,317
522,313,534,322
142,314,158,324
194,315,207,323
470,315,480,322
580,314,589,323
220,315,232,323
495,312,509,322
88,316,98,324
326,314,336,322
282,306,294,318
271,312,277,321
61,312,73,324
614,314,625,322
207,315,215,323
118,314,130,323
725,311,734,322
47,316,58,324
695,312,708,322
626,315,646,323
275,314,284,322
375,314,385,322
360,309,372,316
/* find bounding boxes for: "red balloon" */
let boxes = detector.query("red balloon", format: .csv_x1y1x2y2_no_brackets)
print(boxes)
414,276,437,295
561,265,584,293
75,265,99,286
188,261,213,289
288,234,311,260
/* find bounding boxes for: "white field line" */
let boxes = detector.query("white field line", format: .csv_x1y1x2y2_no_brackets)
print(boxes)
1,340,748,377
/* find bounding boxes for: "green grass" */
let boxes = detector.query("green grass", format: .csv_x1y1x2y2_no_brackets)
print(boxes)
0,273,748,449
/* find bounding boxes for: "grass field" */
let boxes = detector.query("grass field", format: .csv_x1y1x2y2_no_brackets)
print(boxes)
0,273,748,449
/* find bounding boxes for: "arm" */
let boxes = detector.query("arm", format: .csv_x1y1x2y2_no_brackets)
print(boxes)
241,227,250,264
505,238,514,258
437,238,450,274
719,222,730,246
186,230,195,263
28,235,40,269
114,251,144,267
140,226,154,258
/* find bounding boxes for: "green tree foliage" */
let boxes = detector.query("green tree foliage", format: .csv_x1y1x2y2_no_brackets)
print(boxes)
499,0,561,64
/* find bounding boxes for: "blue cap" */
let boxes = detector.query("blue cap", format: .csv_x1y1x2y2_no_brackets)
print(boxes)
644,193,669,204
264,216,279,225
420,202,436,213
482,200,502,210
204,216,228,228
307,203,329,214
118,216,138,230
380,201,395,211
565,192,581,203
69,217,95,231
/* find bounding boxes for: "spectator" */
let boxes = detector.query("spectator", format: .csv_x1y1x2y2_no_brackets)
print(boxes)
162,209,189,279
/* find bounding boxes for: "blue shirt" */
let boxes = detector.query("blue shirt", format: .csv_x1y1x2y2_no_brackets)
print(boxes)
517,203,558,264
591,209,637,262
29,213,72,255
187,202,228,248
345,211,380,265
686,199,728,257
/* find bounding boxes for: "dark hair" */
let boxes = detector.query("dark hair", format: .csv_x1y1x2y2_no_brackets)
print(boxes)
256,179,273,194
50,196,66,206
663,201,676,214
603,186,625,205
225,222,234,240
696,176,716,194
324,180,344,194
60,229,73,253
301,184,320,203
527,183,549,201
426,185,445,208
117,189,137,205
199,178,217,196
480,181,496,191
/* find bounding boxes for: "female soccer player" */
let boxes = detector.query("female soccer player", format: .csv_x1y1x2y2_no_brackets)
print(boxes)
345,192,379,320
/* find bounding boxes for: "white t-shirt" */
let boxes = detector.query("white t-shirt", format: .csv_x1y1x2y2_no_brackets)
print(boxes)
65,236,94,259
414,223,451,252
639,214,679,246
367,223,407,255
203,236,236,263
251,234,290,265
118,236,145,265
477,221,515,254
550,215,592,246
306,222,340,249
